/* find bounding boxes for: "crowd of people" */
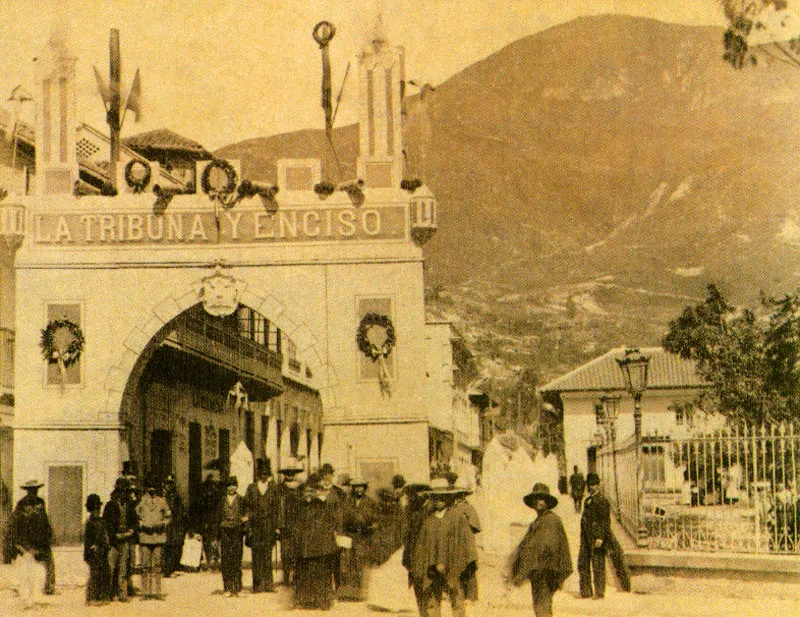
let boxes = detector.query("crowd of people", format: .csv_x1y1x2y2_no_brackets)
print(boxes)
4,458,631,617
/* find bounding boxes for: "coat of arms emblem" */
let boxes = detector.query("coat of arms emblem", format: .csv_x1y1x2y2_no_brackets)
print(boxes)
199,268,241,316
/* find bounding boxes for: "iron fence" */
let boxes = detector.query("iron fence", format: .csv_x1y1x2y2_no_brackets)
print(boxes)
597,423,800,554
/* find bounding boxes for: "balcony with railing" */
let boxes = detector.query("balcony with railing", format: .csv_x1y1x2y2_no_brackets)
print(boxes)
168,313,283,394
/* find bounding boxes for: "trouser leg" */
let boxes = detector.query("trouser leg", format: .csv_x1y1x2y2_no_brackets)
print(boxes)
448,582,466,617
152,545,163,596
140,545,152,597
577,538,593,598
530,573,554,617
591,546,607,598
423,580,443,617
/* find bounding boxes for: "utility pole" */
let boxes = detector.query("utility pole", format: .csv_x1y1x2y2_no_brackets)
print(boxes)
108,29,121,193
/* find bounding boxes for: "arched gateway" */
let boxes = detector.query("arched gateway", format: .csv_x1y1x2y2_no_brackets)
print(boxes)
1,26,440,546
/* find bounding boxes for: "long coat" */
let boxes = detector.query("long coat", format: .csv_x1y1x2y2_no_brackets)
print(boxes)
581,491,611,543
8,493,53,559
244,481,279,547
411,506,478,592
509,509,573,588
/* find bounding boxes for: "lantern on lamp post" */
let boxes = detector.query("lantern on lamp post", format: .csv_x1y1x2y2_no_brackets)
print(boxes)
616,348,650,546
600,394,621,517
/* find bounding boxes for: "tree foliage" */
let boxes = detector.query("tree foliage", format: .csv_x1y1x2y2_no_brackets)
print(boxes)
662,284,800,425
721,0,800,69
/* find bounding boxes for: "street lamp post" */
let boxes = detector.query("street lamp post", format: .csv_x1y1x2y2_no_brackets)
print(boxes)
616,348,650,547
601,394,621,517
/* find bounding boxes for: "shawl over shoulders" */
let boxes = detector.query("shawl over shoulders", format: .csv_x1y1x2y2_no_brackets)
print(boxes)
509,510,572,587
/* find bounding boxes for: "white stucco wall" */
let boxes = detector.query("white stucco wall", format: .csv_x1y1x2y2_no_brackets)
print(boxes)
561,388,701,476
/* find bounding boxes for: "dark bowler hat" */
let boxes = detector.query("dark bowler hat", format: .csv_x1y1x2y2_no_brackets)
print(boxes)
85,494,103,511
523,483,558,509
320,463,335,476
226,475,239,487
587,473,601,487
20,479,44,490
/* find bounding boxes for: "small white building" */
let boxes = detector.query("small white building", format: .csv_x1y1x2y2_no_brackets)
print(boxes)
539,346,706,479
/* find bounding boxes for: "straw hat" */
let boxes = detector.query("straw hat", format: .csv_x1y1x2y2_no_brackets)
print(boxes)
20,479,44,490
422,477,462,496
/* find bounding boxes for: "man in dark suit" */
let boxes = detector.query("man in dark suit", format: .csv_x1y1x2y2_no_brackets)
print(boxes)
244,458,279,593
577,473,630,599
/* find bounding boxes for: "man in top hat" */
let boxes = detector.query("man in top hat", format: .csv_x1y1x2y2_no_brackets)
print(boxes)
8,479,56,594
409,477,477,617
578,473,630,599
339,476,378,601
136,475,171,600
244,458,279,593
508,483,572,617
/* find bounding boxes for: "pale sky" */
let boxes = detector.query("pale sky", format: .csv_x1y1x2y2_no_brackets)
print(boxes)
0,0,727,151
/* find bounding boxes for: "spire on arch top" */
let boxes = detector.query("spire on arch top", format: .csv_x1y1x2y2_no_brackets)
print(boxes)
357,15,404,190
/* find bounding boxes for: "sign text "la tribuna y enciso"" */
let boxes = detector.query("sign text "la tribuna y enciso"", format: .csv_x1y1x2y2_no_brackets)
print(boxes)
32,206,407,245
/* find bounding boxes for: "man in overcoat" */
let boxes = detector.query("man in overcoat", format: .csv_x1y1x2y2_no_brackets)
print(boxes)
339,477,378,601
577,473,630,598
508,482,572,617
244,458,279,593
103,477,136,602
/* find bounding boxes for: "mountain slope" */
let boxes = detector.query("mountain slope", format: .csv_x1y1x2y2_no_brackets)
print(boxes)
216,15,800,382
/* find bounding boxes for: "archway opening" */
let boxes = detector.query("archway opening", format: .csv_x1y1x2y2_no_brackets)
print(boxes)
118,301,322,528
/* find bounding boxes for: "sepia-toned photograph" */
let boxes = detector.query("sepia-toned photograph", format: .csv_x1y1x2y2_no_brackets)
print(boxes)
0,1,798,615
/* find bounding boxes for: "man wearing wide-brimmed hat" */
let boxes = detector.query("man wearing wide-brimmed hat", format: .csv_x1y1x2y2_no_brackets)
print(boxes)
339,476,377,601
449,477,481,606
244,458,279,593
8,479,56,594
508,482,572,617
409,477,477,617
104,477,136,602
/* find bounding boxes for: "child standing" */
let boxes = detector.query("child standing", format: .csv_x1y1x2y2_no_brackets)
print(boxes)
84,494,110,605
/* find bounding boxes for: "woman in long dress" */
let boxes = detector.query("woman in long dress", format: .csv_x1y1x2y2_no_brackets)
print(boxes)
293,473,340,610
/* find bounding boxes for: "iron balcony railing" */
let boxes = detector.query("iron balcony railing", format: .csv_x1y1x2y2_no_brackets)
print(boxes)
173,314,283,389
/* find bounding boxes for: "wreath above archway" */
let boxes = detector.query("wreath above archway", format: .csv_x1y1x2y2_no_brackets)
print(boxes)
124,159,152,193
40,319,85,385
356,313,396,397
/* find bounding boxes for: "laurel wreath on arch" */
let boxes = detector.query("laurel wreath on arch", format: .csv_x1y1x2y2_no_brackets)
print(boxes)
356,313,396,398
201,159,238,208
40,319,85,386
124,159,152,193
357,313,396,360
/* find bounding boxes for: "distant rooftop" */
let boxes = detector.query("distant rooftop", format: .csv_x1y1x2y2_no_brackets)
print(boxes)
123,128,211,159
539,346,706,393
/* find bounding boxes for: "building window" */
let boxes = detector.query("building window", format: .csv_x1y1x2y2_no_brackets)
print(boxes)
289,421,300,457
594,402,605,427
45,303,82,386
48,465,83,545
357,297,395,380
237,306,267,346
286,338,300,373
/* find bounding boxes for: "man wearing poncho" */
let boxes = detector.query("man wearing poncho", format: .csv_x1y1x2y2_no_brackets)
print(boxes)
409,477,477,617
508,482,572,617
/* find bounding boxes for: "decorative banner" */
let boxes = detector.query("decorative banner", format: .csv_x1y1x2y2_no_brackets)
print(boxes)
31,206,407,246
